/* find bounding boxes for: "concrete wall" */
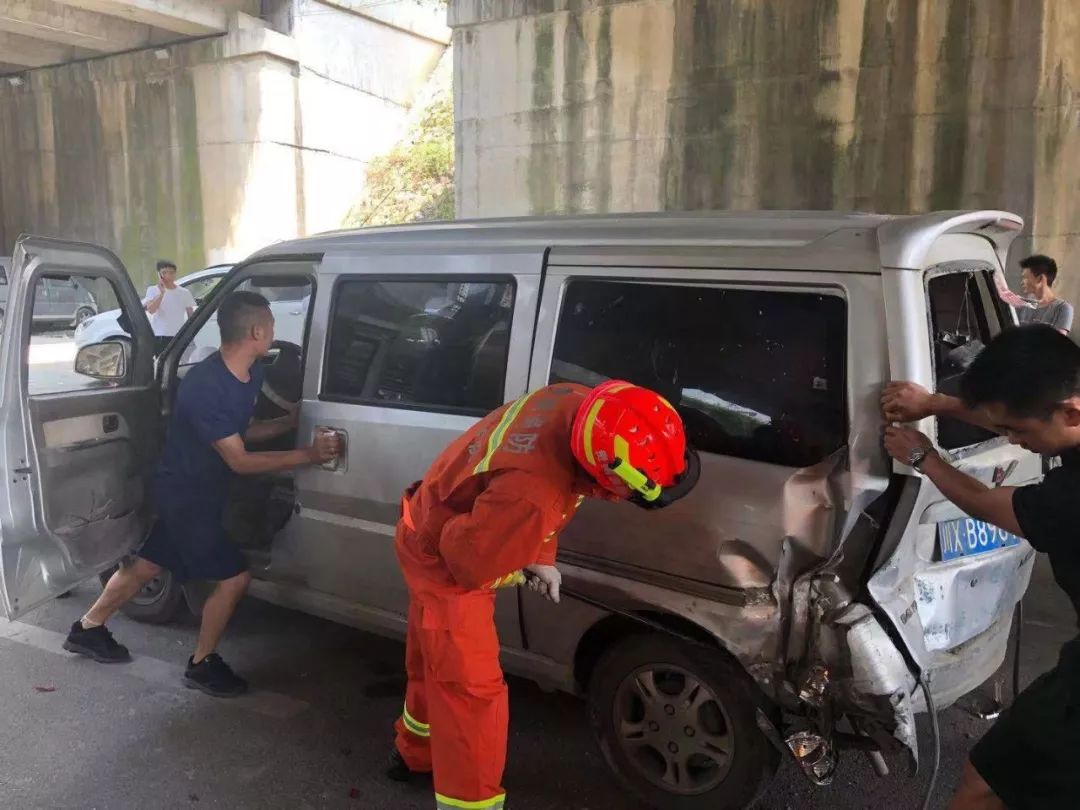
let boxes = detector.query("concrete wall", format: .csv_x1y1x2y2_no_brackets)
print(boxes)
0,1,448,287
451,0,1080,294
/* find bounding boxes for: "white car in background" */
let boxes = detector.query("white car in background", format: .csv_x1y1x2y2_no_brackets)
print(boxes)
74,265,232,347
74,265,309,353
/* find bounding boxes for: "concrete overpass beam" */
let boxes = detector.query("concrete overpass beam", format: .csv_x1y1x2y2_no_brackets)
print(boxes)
0,0,155,52
49,0,246,36
0,29,83,66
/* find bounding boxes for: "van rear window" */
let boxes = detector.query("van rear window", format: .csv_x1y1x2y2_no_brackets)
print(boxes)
927,267,1006,450
550,279,847,469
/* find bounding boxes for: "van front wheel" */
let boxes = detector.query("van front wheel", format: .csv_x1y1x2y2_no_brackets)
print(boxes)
98,564,185,625
588,634,779,810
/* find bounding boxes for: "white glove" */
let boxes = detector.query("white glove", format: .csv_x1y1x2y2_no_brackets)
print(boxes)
524,564,562,604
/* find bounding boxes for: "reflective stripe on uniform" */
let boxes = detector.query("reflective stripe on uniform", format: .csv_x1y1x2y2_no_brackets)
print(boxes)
580,398,605,465
473,392,537,474
488,570,525,589
435,792,506,810
402,496,416,531
402,703,430,738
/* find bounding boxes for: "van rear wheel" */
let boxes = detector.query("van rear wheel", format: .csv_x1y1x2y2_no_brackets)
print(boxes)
99,564,185,625
588,634,779,810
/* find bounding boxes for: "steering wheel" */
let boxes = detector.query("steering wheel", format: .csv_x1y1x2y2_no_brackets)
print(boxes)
261,340,303,409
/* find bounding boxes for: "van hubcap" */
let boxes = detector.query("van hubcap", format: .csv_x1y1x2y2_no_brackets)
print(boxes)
134,574,169,606
614,665,733,794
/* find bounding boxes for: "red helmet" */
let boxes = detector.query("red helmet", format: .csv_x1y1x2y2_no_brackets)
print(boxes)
571,381,699,508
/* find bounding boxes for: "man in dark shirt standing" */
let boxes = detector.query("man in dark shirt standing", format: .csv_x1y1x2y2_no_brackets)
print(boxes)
63,292,339,697
882,325,1080,809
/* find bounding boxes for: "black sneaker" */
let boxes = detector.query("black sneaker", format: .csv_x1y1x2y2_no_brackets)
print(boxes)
63,621,131,663
184,653,248,698
386,749,432,785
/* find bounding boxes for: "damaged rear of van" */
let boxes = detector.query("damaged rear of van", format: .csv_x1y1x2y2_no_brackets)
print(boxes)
0,211,1039,809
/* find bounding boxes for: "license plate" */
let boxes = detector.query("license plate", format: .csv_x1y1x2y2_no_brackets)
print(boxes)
938,518,1021,561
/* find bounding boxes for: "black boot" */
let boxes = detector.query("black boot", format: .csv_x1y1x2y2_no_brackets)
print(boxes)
386,749,431,785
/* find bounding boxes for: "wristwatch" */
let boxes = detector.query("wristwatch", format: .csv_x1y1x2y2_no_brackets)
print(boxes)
908,446,932,471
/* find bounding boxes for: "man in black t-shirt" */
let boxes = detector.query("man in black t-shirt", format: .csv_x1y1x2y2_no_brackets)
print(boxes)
882,325,1080,810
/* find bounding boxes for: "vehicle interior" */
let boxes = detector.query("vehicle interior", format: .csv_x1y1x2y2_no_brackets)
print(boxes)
323,279,513,413
926,264,1004,450
549,279,848,470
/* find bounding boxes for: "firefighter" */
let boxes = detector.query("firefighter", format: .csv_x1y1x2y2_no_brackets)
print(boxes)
387,380,700,810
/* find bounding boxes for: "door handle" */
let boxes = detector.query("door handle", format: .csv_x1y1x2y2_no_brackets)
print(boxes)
317,427,348,472
103,414,119,434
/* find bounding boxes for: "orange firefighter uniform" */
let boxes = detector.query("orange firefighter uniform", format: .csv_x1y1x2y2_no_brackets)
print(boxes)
392,384,613,809
392,381,693,810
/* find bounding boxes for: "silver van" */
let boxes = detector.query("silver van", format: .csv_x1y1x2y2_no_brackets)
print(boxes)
0,212,1040,809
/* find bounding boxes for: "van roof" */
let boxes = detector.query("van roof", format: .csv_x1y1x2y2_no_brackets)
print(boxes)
250,209,1023,271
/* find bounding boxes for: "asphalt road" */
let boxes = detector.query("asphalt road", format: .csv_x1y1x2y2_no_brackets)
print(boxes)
0,556,1074,810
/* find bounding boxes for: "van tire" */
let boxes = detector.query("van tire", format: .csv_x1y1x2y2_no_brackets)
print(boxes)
588,634,779,810
99,565,185,625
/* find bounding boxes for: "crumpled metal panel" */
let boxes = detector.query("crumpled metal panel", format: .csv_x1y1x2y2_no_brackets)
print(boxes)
914,544,1035,652
835,604,918,759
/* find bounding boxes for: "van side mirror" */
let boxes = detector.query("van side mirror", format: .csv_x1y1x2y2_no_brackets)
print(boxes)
75,341,127,380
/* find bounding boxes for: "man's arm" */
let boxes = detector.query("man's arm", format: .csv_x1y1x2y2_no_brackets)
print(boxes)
144,285,164,315
183,288,197,320
882,382,999,433
884,426,1023,536
212,430,336,476
918,455,1023,536
244,411,298,443
1054,301,1073,336
438,476,552,590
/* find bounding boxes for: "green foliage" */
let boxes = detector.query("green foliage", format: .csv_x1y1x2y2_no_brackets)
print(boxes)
343,86,454,227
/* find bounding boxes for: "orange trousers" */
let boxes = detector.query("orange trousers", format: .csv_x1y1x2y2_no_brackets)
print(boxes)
394,590,509,809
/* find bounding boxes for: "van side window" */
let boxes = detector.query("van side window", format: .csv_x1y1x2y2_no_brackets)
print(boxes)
550,280,847,468
323,279,515,414
927,267,1003,450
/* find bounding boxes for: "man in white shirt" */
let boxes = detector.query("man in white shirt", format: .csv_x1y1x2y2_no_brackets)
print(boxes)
144,260,197,354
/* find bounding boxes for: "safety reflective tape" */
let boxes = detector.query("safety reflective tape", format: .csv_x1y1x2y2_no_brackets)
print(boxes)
435,793,506,810
473,392,536,474
401,496,416,531
580,398,605,466
489,571,525,589
402,704,430,737
612,436,660,501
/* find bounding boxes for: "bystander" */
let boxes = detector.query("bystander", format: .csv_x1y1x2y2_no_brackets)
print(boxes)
143,259,197,354
1018,254,1073,335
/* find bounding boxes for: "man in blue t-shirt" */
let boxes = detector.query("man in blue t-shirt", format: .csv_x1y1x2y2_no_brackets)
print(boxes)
64,291,339,697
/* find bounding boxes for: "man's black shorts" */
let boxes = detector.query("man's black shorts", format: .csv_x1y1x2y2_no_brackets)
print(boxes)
970,647,1080,809
137,500,248,583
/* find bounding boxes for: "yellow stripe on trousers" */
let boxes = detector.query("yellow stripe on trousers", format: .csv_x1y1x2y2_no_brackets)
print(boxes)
402,703,430,737
435,792,507,810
